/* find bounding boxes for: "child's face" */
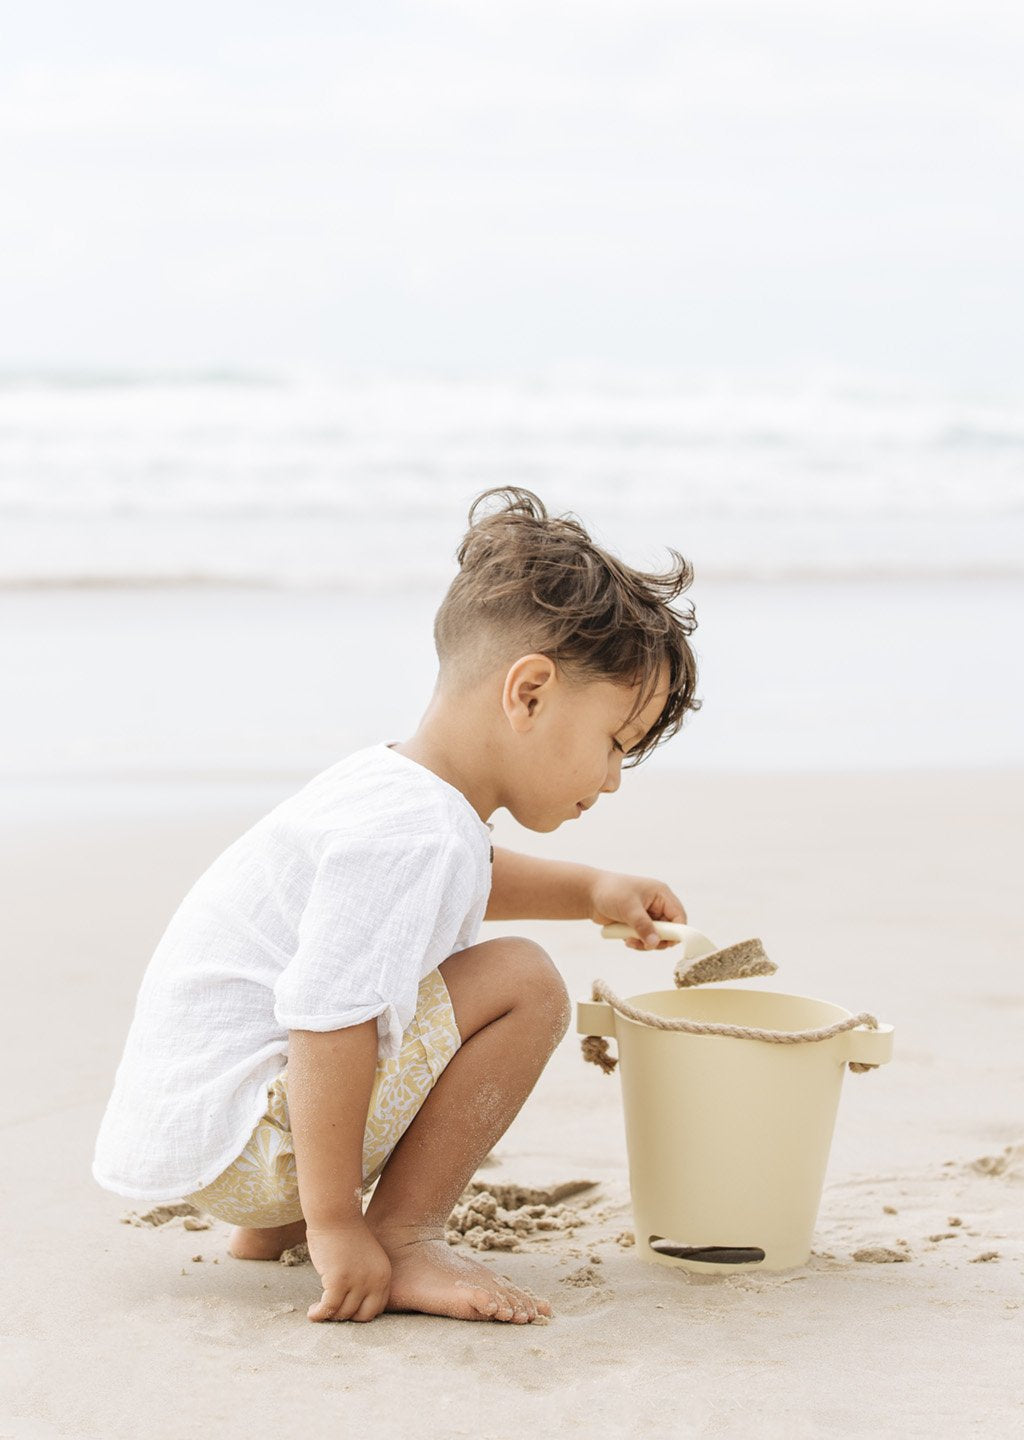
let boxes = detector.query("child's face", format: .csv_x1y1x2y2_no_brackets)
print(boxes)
503,661,669,832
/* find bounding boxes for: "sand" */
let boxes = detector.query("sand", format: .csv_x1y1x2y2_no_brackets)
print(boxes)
445,1182,598,1252
2,767,1022,1438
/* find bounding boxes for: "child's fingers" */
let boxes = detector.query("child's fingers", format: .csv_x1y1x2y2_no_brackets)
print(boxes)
308,1285,351,1322
624,912,663,949
349,1289,389,1323
626,930,679,951
333,1286,375,1322
655,895,687,925
649,883,687,926
310,1279,390,1323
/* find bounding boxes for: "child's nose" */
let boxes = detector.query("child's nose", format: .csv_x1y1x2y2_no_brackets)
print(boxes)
601,757,623,794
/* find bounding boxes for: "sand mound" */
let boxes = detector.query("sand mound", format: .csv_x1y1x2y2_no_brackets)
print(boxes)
462,1179,597,1209
267,1180,600,1263
120,1202,202,1228
968,1143,1024,1178
265,1180,602,1261
445,1182,597,1253
444,1179,598,1252
561,1263,604,1287
279,1243,310,1266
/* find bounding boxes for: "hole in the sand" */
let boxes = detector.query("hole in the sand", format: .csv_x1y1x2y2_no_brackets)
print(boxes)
648,1238,766,1265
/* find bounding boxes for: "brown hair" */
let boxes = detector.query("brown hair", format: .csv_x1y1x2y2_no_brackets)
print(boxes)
434,487,701,765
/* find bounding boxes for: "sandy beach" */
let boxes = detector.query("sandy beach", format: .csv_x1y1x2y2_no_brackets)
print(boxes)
3,764,1021,1438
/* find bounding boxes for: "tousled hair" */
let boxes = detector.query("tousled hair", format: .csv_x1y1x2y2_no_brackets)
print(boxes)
433,487,701,764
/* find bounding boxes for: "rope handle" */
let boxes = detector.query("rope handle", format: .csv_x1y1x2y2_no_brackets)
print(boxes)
581,977,881,1075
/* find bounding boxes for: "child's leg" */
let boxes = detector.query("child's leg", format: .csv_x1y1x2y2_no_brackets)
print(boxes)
231,936,571,1318
228,1216,307,1260
363,936,571,1322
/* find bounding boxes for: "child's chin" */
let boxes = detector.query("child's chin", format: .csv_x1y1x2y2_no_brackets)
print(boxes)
512,807,564,834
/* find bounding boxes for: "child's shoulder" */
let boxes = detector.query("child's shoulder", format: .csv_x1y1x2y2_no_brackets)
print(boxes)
270,743,489,854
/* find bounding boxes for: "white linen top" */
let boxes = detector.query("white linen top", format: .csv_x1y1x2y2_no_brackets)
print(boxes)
92,743,494,1202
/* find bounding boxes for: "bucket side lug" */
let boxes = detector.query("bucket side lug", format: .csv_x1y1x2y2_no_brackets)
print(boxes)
576,1000,615,1037
842,1024,894,1067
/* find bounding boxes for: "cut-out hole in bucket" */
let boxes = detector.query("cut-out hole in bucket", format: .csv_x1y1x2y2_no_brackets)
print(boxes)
649,1237,766,1265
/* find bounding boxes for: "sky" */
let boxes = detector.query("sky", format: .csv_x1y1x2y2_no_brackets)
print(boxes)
2,0,1022,388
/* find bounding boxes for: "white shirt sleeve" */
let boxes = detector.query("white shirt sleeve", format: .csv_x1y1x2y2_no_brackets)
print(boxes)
272,830,476,1059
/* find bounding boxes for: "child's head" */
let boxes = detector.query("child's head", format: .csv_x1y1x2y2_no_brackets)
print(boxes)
430,488,701,831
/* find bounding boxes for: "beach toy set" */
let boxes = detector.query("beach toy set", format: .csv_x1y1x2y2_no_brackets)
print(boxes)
577,922,893,1274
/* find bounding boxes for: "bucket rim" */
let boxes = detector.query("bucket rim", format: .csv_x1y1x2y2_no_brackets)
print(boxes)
614,985,870,1034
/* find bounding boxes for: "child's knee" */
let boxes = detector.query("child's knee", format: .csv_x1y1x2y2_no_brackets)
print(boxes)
503,937,572,1044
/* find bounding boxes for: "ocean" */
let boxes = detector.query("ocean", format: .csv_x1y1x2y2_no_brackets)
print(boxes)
3,367,1023,588
2,368,1022,781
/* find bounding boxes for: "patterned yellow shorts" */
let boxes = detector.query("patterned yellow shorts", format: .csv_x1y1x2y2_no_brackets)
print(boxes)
183,968,461,1227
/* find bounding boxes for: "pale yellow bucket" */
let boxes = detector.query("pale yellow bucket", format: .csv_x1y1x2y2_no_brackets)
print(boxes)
577,928,893,1275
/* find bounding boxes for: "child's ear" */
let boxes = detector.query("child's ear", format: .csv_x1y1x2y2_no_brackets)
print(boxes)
501,653,557,733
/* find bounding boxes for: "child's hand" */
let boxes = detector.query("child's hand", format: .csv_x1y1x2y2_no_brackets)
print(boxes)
588,870,688,951
305,1220,392,1323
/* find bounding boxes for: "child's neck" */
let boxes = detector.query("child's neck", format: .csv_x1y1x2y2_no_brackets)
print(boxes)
392,690,500,824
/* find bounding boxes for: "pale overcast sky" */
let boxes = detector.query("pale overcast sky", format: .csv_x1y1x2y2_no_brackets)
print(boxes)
2,1,1022,388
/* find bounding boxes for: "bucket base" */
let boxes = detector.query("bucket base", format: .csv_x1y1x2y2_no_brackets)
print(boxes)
643,1234,810,1275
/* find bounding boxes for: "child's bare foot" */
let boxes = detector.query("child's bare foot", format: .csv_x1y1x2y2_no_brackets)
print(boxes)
229,1218,308,1260
373,1224,553,1323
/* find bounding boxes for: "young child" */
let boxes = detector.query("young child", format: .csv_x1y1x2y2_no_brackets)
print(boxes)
93,487,701,1326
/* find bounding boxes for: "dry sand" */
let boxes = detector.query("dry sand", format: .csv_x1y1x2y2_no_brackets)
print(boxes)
2,768,1022,1438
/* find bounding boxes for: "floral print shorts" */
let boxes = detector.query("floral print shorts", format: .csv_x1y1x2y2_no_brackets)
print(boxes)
183,968,461,1227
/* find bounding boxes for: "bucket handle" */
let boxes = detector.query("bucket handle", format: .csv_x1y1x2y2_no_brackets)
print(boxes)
578,979,891,1075
600,920,718,957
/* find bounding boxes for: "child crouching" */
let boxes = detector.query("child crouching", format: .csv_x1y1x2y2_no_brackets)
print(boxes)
93,487,701,1324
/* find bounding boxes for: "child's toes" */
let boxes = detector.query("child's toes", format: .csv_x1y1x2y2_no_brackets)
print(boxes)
501,1292,536,1322
497,1279,531,1310
514,1288,540,1318
490,1289,522,1321
467,1289,500,1318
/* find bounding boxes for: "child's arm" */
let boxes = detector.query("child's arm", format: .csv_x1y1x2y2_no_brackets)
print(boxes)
485,847,687,949
287,1019,392,1322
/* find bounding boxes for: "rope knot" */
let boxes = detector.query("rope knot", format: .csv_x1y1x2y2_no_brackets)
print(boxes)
580,1034,618,1074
